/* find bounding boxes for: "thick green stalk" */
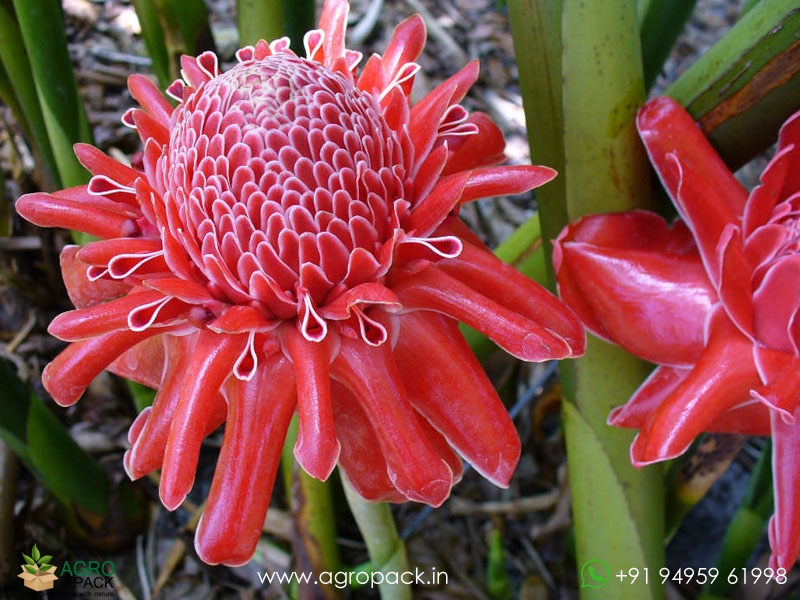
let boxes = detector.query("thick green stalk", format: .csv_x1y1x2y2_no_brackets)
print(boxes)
341,478,411,600
238,0,286,47
509,1,664,599
281,417,342,599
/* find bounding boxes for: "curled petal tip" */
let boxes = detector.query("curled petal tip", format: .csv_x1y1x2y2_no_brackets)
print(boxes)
400,475,452,507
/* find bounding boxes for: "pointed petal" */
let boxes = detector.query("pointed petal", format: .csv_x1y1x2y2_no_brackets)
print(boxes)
318,0,349,65
74,143,140,188
127,73,173,126
331,381,408,503
439,235,585,355
124,335,226,478
769,409,800,571
458,165,557,204
43,328,165,406
60,246,131,309
281,325,340,480
160,330,248,510
752,346,800,422
406,172,469,234
753,255,800,354
48,289,167,340
195,354,296,566
609,365,770,436
768,406,800,571
16,190,131,239
395,312,520,486
629,307,761,466
381,14,426,78
716,224,753,335
637,96,747,216
332,336,454,506
393,265,574,361
442,112,506,174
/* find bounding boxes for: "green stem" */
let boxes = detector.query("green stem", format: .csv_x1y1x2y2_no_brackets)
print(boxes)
238,0,286,47
342,478,412,600
509,1,664,598
700,441,773,600
281,416,342,598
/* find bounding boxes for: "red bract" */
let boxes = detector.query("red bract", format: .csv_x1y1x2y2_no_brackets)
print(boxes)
554,95,800,570
17,0,585,565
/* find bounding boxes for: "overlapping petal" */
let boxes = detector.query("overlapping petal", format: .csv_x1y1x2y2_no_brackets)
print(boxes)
17,0,583,565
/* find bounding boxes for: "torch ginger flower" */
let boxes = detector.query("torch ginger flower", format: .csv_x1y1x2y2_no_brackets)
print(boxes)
554,95,800,570
17,0,585,565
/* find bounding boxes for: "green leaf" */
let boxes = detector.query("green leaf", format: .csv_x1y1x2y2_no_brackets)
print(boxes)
11,0,92,188
22,553,35,565
38,555,52,564
132,0,173,90
39,564,52,571
667,0,800,169
31,543,39,562
24,565,37,575
0,0,59,187
282,0,315,53
638,0,699,91
0,360,110,516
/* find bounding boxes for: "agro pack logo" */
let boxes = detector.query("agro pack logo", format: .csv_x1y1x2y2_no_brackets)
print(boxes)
60,559,116,591
18,544,58,591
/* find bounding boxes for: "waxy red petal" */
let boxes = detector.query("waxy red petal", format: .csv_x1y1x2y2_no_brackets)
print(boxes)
609,365,770,437
196,354,296,566
331,380,407,503
394,265,574,361
629,308,761,466
60,246,131,309
43,328,168,406
16,191,131,239
160,330,248,510
127,73,174,127
555,211,713,365
439,235,585,354
637,96,748,216
332,337,454,506
769,407,800,571
395,312,520,485
282,324,340,480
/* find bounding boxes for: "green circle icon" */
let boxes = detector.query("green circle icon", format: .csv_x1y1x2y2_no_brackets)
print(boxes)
580,559,610,588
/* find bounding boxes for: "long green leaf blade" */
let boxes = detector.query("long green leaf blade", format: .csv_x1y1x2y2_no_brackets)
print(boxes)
11,0,91,188
0,0,60,187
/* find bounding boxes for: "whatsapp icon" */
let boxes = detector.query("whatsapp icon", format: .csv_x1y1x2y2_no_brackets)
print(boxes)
580,559,610,588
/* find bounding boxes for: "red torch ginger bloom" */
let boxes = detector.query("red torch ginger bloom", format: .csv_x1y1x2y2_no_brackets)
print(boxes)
17,0,585,565
554,95,800,570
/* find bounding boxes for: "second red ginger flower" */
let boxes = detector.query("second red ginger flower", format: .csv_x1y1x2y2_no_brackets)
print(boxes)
555,95,800,571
